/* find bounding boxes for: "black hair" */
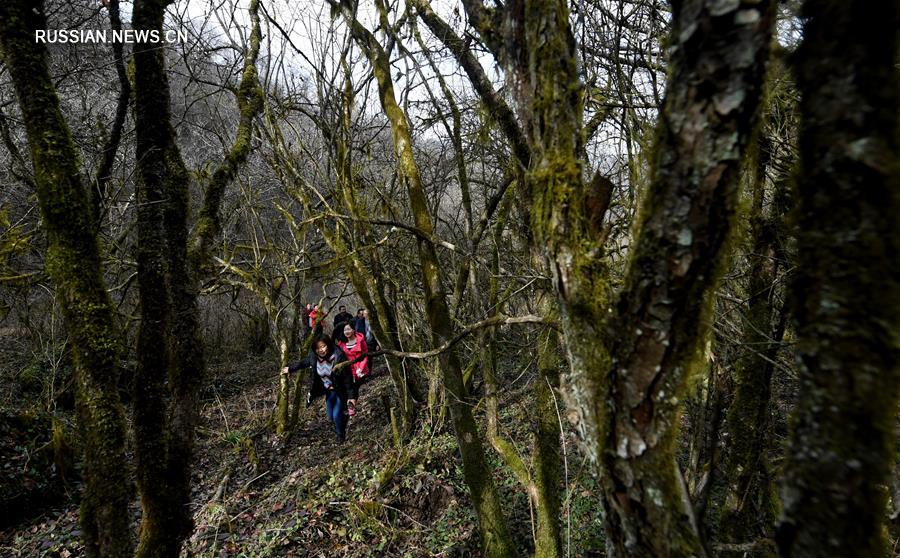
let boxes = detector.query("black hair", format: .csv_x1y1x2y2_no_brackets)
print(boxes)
313,335,334,356
334,321,356,343
357,307,365,314
339,305,346,311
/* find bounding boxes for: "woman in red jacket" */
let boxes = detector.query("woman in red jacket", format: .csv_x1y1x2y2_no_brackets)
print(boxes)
336,322,369,415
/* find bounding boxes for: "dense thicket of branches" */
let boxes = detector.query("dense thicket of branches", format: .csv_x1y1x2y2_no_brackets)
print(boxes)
0,0,897,557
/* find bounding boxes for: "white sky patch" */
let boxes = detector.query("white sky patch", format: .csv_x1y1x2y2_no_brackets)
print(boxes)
100,0,681,183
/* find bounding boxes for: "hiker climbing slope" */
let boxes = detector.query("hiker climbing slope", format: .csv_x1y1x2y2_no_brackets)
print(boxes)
281,335,352,443
335,322,369,417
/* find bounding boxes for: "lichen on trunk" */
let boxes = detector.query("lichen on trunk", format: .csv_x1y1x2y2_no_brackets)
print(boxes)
777,2,900,556
0,2,133,556
460,0,777,553
597,0,776,552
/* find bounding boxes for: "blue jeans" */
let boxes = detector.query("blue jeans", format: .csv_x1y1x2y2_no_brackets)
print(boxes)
325,390,346,439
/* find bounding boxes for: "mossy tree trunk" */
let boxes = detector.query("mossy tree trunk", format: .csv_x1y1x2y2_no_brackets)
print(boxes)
411,7,570,550
461,0,776,554
461,0,612,466
132,0,195,554
189,0,264,274
532,326,564,558
480,208,563,557
597,1,775,554
479,315,564,558
0,3,133,556
478,282,562,558
331,71,420,436
776,2,900,556
715,122,791,555
334,3,518,555
131,0,263,555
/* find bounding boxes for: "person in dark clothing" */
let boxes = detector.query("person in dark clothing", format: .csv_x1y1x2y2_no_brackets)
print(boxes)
354,308,366,334
301,303,312,338
333,305,354,332
356,309,376,349
281,335,355,443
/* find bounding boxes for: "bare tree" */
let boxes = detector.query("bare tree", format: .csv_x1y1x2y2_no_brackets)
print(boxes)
130,0,263,554
0,2,133,555
777,1,900,556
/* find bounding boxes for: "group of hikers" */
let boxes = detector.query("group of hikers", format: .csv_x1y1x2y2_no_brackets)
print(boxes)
281,304,376,444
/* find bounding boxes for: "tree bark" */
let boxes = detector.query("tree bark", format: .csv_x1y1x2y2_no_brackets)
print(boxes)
480,241,563,557
0,2,133,556
458,0,775,552
131,0,263,555
716,128,789,556
334,3,518,555
776,2,900,556
462,0,613,472
532,327,564,558
598,1,775,554
131,0,195,554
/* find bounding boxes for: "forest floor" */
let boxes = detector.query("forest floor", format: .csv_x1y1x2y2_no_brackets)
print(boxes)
0,353,606,557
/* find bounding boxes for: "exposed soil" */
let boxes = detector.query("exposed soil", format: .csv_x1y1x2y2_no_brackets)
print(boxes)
0,357,484,557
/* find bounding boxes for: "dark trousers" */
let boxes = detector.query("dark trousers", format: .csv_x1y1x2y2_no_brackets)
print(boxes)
324,390,346,440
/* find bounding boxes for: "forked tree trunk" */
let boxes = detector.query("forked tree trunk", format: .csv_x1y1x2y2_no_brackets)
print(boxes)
0,3,133,555
597,1,775,553
459,0,775,554
131,0,196,554
131,0,263,555
777,2,900,556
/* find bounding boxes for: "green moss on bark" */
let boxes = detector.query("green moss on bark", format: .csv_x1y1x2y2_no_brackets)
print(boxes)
191,0,264,274
712,123,790,554
335,4,518,555
0,2,133,556
533,327,564,558
777,2,900,556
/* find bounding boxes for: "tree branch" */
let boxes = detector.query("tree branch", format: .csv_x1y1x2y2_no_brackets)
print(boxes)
409,0,530,166
335,313,553,367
